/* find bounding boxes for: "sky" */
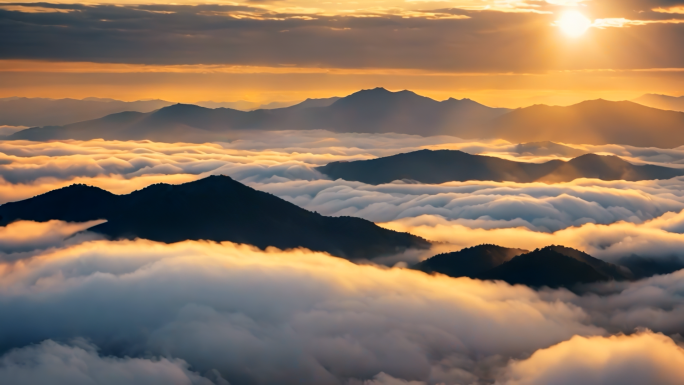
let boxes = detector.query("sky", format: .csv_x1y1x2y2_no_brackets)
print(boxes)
1,0,684,106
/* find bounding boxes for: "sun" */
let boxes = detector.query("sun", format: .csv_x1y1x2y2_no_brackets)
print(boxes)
556,11,592,37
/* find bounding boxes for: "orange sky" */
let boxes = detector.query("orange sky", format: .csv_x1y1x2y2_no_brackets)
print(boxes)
0,0,683,106
2,61,683,107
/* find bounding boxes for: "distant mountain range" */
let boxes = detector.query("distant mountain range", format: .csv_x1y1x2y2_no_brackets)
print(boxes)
195,100,296,110
316,149,684,184
9,88,684,147
9,89,507,142
0,97,174,127
0,175,429,260
484,99,684,148
0,96,339,128
194,97,340,111
413,244,674,289
633,94,684,112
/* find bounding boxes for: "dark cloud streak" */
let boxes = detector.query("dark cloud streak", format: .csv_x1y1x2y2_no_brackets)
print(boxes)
1,3,683,72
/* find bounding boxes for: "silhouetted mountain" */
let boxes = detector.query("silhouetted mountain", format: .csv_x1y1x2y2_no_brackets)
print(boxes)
12,91,684,147
479,248,616,289
9,88,509,142
0,176,429,260
485,100,684,148
415,245,632,289
542,246,633,281
0,97,173,127
414,245,528,277
10,105,255,142
304,88,510,135
317,150,684,184
633,94,684,112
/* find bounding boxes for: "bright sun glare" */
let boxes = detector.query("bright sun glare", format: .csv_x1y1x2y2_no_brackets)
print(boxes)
557,11,592,37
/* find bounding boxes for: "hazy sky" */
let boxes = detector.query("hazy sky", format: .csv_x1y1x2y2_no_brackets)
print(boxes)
1,0,684,106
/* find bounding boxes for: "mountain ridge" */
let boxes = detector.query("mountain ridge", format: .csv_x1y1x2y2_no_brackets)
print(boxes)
414,244,636,289
9,88,510,142
633,94,684,112
483,99,684,148
0,97,175,127
0,175,430,260
10,89,684,148
316,149,684,184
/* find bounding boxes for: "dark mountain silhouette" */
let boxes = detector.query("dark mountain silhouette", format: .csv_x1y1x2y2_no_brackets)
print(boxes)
0,97,173,127
414,245,528,277
415,245,633,289
479,248,618,289
633,94,684,112
0,175,430,260
538,246,633,281
484,100,684,148
317,150,684,184
9,88,510,142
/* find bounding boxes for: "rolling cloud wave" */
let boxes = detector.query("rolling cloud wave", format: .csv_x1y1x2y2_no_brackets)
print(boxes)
0,235,682,384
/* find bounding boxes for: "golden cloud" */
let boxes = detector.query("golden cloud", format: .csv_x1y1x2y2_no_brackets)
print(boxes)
499,332,684,385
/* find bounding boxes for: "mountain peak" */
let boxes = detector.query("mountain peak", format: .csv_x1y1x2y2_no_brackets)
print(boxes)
414,244,528,278
349,87,420,97
415,243,635,289
161,103,211,111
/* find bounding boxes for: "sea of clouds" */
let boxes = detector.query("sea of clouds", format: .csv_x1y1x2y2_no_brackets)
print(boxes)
2,131,684,384
1,132,684,261
0,231,682,385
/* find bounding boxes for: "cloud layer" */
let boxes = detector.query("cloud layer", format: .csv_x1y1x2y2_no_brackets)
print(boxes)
383,209,684,263
498,332,684,385
0,236,683,384
2,134,684,263
1,134,684,382
0,340,219,385
0,238,602,384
